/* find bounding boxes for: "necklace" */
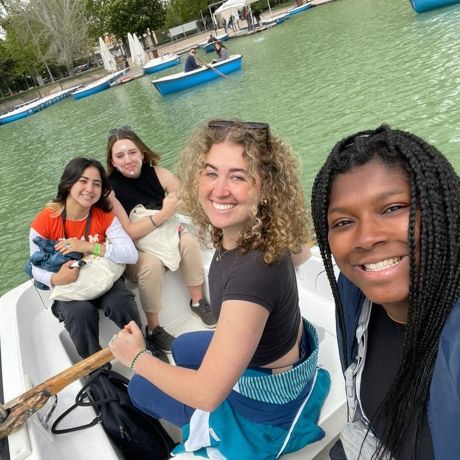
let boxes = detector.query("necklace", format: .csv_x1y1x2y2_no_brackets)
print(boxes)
216,248,233,261
386,311,407,325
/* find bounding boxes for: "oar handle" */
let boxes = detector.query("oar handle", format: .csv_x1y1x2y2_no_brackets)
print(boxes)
0,347,113,439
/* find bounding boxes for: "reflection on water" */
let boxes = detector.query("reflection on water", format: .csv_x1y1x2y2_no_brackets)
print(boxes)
1,0,459,294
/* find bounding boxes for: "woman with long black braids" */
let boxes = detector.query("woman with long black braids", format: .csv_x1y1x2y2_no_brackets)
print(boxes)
311,125,459,459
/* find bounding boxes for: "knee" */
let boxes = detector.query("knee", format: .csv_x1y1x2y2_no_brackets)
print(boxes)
179,234,199,254
61,301,97,322
137,253,164,282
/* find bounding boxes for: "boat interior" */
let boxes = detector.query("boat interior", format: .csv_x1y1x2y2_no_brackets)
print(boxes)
1,246,345,460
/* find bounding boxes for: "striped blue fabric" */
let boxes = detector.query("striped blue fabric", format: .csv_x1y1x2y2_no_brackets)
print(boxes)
235,319,319,404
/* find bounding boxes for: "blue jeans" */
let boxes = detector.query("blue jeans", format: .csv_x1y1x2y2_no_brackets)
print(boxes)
128,330,213,426
128,326,313,429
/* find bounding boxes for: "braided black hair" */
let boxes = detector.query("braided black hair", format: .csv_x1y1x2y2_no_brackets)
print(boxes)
311,125,460,459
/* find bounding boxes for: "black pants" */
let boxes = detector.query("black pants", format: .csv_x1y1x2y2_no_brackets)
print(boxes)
53,278,141,358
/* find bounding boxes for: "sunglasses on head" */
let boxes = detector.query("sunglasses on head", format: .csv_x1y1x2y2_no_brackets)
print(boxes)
108,125,132,138
208,120,270,134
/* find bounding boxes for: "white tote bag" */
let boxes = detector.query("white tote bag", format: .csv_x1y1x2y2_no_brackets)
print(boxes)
50,255,125,301
129,204,181,271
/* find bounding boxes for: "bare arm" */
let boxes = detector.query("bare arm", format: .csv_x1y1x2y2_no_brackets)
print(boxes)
110,300,269,411
108,194,155,240
110,167,181,239
291,244,311,267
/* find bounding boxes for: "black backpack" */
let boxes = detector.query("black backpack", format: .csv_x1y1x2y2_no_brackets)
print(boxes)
51,367,176,460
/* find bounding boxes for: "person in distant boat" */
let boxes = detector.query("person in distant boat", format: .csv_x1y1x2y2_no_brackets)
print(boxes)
109,119,328,458
106,127,216,363
211,40,229,64
311,125,460,460
207,33,217,43
184,47,201,73
28,157,141,359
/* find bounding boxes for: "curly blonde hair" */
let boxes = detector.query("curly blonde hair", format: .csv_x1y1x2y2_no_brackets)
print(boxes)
177,120,312,263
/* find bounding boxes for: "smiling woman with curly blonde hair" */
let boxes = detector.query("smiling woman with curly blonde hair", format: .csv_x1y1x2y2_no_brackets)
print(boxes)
109,119,329,459
178,119,312,263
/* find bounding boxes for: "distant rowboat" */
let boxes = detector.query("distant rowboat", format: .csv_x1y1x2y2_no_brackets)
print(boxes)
0,85,82,125
72,69,128,100
152,54,242,95
260,12,290,26
143,54,180,75
198,33,230,53
288,3,312,16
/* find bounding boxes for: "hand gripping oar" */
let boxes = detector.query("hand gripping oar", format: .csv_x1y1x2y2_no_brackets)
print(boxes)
0,347,113,439
196,56,228,79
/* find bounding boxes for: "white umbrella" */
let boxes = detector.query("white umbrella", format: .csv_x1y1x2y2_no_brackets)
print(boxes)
98,37,117,73
215,0,245,14
215,0,271,25
127,33,136,64
133,33,148,65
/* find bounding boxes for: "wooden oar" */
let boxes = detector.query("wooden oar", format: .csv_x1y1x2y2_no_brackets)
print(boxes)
196,56,229,79
0,347,113,439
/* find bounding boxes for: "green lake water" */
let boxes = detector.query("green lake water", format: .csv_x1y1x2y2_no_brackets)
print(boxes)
1,0,460,295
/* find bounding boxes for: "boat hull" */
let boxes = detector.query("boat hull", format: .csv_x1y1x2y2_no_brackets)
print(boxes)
0,86,82,125
410,0,460,12
73,81,110,100
72,69,128,100
261,13,290,26
200,33,230,53
152,55,242,95
288,3,312,16
143,56,180,74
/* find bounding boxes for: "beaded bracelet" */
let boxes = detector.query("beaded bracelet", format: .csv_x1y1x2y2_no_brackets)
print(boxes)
93,242,101,256
149,215,158,229
130,349,152,374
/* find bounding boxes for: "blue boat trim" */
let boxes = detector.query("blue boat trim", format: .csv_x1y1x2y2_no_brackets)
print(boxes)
0,84,82,125
199,33,230,53
288,3,312,16
72,69,128,100
410,0,460,12
151,54,242,95
143,55,180,74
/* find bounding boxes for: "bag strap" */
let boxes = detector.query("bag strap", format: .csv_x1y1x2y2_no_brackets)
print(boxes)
51,397,101,434
51,368,113,434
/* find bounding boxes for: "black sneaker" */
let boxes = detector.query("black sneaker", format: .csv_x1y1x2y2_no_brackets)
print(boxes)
145,327,171,364
190,299,217,328
146,326,175,352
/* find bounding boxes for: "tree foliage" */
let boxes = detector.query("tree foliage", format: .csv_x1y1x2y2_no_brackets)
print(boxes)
104,0,166,40
2,0,91,76
166,0,209,25
27,0,91,75
86,0,107,41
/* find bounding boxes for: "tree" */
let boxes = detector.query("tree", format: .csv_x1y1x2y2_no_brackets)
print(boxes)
104,0,166,43
3,0,91,77
86,0,107,42
167,0,208,24
27,0,91,76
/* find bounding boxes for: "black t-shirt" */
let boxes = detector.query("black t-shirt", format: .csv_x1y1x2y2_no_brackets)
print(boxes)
109,164,164,215
208,248,301,367
361,305,434,460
